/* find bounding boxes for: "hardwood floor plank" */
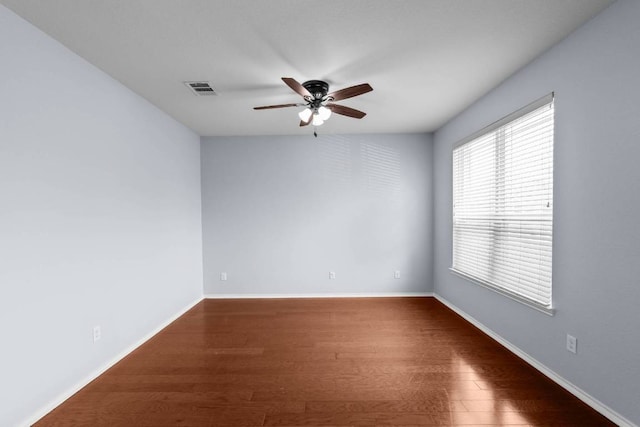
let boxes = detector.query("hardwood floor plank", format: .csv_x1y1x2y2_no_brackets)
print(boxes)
33,298,615,426
304,400,457,413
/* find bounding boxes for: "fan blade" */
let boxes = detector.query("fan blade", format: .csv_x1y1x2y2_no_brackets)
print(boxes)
327,103,367,119
254,103,302,110
327,83,372,101
282,77,312,98
299,115,313,127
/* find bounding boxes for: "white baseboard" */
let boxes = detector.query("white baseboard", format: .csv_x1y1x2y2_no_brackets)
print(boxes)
204,292,434,299
434,294,636,427
24,297,203,427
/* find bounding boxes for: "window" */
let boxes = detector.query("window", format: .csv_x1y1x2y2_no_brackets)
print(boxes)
452,94,554,312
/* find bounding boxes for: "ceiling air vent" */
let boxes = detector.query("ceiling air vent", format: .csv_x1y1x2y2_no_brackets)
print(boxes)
184,81,217,96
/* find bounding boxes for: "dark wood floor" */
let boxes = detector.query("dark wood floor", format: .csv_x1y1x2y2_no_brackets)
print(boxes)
35,297,614,426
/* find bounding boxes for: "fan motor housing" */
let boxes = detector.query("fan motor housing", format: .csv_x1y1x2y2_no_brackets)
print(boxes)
302,80,329,99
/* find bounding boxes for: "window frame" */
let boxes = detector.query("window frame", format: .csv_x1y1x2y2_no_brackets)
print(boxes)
450,93,555,315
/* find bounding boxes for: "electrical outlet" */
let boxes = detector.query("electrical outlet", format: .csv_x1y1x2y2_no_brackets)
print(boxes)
394,270,401,279
329,271,336,279
566,334,577,354
93,326,101,343
220,272,227,281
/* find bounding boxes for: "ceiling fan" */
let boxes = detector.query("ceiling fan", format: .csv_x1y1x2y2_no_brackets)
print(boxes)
254,77,373,135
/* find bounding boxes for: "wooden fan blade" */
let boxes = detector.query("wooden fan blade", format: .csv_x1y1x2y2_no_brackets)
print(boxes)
254,103,301,110
327,103,367,119
282,77,312,98
299,115,313,127
327,83,372,101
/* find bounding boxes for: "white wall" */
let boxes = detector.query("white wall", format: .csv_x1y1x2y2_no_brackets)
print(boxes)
433,0,640,424
0,6,203,426
201,133,432,296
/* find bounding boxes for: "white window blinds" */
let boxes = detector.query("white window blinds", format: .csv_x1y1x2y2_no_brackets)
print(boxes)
452,94,554,310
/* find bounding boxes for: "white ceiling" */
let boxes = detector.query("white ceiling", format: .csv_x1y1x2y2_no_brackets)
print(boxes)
2,0,614,137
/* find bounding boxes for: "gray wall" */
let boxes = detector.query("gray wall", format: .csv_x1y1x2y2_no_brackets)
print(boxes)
201,133,433,296
433,0,640,424
0,6,204,426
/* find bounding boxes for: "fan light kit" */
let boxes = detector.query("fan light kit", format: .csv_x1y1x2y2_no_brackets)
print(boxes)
254,77,373,136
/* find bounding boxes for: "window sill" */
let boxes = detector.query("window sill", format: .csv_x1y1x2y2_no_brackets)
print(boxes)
449,268,555,316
